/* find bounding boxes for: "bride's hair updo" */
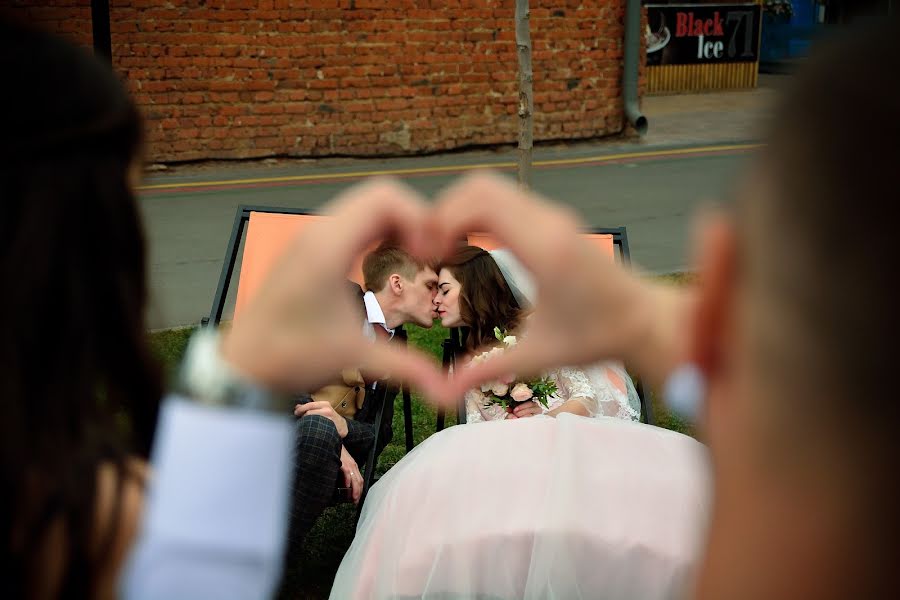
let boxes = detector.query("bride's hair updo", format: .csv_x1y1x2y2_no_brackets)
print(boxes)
438,246,522,350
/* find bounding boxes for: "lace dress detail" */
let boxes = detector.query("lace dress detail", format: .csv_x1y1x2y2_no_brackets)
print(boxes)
585,363,642,422
465,366,598,422
464,362,640,423
553,367,597,414
465,388,511,423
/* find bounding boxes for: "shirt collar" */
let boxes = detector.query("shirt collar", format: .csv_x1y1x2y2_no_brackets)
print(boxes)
363,291,395,336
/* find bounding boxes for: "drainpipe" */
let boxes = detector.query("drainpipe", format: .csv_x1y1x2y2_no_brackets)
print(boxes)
623,0,648,135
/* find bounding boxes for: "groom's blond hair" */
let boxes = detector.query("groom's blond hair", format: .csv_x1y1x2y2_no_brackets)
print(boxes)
363,243,427,293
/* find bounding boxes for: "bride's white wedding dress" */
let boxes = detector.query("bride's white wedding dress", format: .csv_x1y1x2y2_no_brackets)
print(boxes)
330,415,710,599
329,249,709,599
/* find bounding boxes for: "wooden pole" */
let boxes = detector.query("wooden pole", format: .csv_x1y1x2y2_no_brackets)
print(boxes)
515,0,534,190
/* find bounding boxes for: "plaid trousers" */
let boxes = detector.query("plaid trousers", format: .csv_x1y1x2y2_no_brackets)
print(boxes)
279,414,374,593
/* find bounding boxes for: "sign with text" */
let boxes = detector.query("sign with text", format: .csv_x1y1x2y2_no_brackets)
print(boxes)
646,4,761,66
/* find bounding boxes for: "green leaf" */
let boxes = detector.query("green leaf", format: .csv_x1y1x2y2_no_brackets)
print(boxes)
494,326,504,341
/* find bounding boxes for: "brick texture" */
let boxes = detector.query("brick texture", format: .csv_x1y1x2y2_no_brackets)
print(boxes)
8,0,641,163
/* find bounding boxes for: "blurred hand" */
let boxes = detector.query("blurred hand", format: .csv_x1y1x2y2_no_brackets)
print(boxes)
217,171,689,409
220,178,446,399
430,173,692,402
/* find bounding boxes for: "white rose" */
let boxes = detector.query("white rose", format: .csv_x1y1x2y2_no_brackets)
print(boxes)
491,382,509,397
503,335,517,347
510,383,534,402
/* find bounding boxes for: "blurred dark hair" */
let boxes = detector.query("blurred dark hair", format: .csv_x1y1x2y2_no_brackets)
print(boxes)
438,246,522,350
0,19,161,597
747,17,899,596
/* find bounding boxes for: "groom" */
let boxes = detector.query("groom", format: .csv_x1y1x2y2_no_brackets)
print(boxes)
280,243,438,585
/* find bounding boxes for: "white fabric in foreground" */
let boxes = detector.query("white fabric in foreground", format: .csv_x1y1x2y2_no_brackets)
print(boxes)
120,396,294,600
331,415,710,599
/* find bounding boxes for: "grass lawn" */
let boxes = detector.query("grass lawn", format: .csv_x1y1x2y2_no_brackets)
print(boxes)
148,279,695,599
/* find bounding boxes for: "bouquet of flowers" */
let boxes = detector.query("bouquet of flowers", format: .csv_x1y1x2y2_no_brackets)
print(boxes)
469,328,558,412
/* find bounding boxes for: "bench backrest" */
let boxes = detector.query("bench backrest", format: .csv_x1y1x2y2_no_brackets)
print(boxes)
234,210,374,319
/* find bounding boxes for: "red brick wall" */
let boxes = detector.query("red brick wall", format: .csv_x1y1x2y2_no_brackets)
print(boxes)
8,0,634,163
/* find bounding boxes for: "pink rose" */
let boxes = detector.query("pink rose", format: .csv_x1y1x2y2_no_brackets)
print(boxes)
491,382,509,397
510,383,533,402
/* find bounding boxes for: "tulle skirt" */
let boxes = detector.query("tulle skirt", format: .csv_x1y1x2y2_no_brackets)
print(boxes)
330,414,711,599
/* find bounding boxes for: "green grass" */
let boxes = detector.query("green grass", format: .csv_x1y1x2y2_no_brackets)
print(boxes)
147,274,695,598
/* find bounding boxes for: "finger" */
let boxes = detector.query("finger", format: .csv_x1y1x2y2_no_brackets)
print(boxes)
431,172,584,275
293,401,329,417
297,408,337,424
351,472,362,504
356,340,447,405
250,179,432,323
512,403,533,417
305,177,433,275
343,468,352,489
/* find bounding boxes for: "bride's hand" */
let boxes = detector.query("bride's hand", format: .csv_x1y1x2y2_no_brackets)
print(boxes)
431,172,692,401
511,401,543,418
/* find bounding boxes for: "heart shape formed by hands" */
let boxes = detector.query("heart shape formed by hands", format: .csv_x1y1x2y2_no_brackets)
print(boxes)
222,172,685,409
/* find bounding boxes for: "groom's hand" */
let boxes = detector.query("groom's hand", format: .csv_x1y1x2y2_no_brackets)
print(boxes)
220,178,446,400
294,401,349,438
339,445,363,505
431,172,691,400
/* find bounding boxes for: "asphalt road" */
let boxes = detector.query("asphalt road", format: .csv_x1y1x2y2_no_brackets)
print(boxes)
138,142,755,329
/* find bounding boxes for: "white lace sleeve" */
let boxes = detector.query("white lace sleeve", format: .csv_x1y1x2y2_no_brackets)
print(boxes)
584,363,642,422
465,388,508,423
550,367,600,416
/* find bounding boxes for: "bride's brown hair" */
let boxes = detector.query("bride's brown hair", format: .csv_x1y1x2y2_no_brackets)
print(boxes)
438,246,523,350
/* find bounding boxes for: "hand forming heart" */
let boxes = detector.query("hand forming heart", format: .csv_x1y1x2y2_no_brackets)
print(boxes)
221,172,692,408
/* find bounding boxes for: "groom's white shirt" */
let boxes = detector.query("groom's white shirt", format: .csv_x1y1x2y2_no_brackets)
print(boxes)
363,290,395,341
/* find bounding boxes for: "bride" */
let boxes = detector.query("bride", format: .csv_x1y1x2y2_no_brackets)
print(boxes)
434,245,643,423
329,247,709,600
